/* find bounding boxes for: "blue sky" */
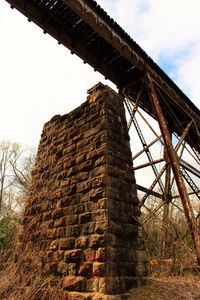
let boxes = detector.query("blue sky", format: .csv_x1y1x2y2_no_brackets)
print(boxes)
98,0,200,102
0,0,199,146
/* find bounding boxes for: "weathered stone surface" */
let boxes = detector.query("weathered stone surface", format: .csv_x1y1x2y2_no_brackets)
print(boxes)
75,236,88,249
15,83,147,299
60,238,75,250
95,248,106,262
92,262,106,276
64,249,83,263
78,262,93,277
64,292,93,300
63,275,85,291
50,240,58,250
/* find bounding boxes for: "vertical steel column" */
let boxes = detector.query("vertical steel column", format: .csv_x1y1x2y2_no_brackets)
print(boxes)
145,73,200,264
160,148,171,258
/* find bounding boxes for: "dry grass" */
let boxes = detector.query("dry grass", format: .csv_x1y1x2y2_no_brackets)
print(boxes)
130,276,200,300
130,257,200,300
0,248,64,300
1,248,200,299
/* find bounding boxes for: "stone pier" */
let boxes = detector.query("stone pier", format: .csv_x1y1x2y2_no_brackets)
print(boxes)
17,83,147,299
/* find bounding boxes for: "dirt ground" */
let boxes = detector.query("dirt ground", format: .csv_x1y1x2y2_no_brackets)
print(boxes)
130,276,200,300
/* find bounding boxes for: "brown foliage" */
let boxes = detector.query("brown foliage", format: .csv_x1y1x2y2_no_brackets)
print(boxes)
0,247,64,300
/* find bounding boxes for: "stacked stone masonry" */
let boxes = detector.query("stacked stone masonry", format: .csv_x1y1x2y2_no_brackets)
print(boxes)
18,83,147,299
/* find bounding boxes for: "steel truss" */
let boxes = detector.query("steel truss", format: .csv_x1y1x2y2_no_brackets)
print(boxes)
4,0,200,263
122,74,200,262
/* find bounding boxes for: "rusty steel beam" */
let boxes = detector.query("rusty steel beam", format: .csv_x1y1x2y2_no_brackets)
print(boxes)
193,148,200,163
142,201,164,225
152,79,200,141
142,203,194,255
140,164,167,207
125,98,165,193
145,72,200,265
173,191,200,199
132,135,162,160
127,83,144,130
134,158,164,171
160,146,172,257
180,167,200,199
137,184,163,199
137,109,163,144
175,121,193,151
169,140,186,193
171,200,185,213
180,159,200,179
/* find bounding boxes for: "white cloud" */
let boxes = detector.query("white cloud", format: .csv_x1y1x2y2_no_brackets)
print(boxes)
175,43,200,103
98,0,200,107
97,0,200,190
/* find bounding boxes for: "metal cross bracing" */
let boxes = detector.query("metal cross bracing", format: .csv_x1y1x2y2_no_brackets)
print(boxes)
4,0,200,262
123,77,200,262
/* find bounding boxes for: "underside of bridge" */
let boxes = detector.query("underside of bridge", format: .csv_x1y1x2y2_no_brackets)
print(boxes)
4,0,200,294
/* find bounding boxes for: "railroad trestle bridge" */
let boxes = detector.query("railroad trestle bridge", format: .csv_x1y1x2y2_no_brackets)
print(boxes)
4,0,200,297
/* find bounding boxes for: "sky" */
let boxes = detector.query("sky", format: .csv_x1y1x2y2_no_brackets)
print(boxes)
0,0,200,147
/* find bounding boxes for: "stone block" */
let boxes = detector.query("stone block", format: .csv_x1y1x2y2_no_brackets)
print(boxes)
81,222,94,235
93,209,107,222
88,234,106,248
52,208,64,219
50,240,58,250
96,199,107,210
85,278,100,292
98,278,106,293
105,277,126,294
79,212,92,224
66,215,78,225
65,291,94,300
64,249,83,263
78,262,93,277
75,236,88,249
65,226,72,237
93,262,106,277
76,180,91,193
84,249,96,262
54,217,66,227
63,275,86,291
55,227,66,238
71,224,82,237
60,238,75,250
77,161,93,172
94,220,107,235
89,188,106,202
76,154,87,165
68,263,78,276
95,248,106,262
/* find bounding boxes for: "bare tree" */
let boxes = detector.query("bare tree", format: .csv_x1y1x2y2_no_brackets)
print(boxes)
0,142,36,214
0,142,15,212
